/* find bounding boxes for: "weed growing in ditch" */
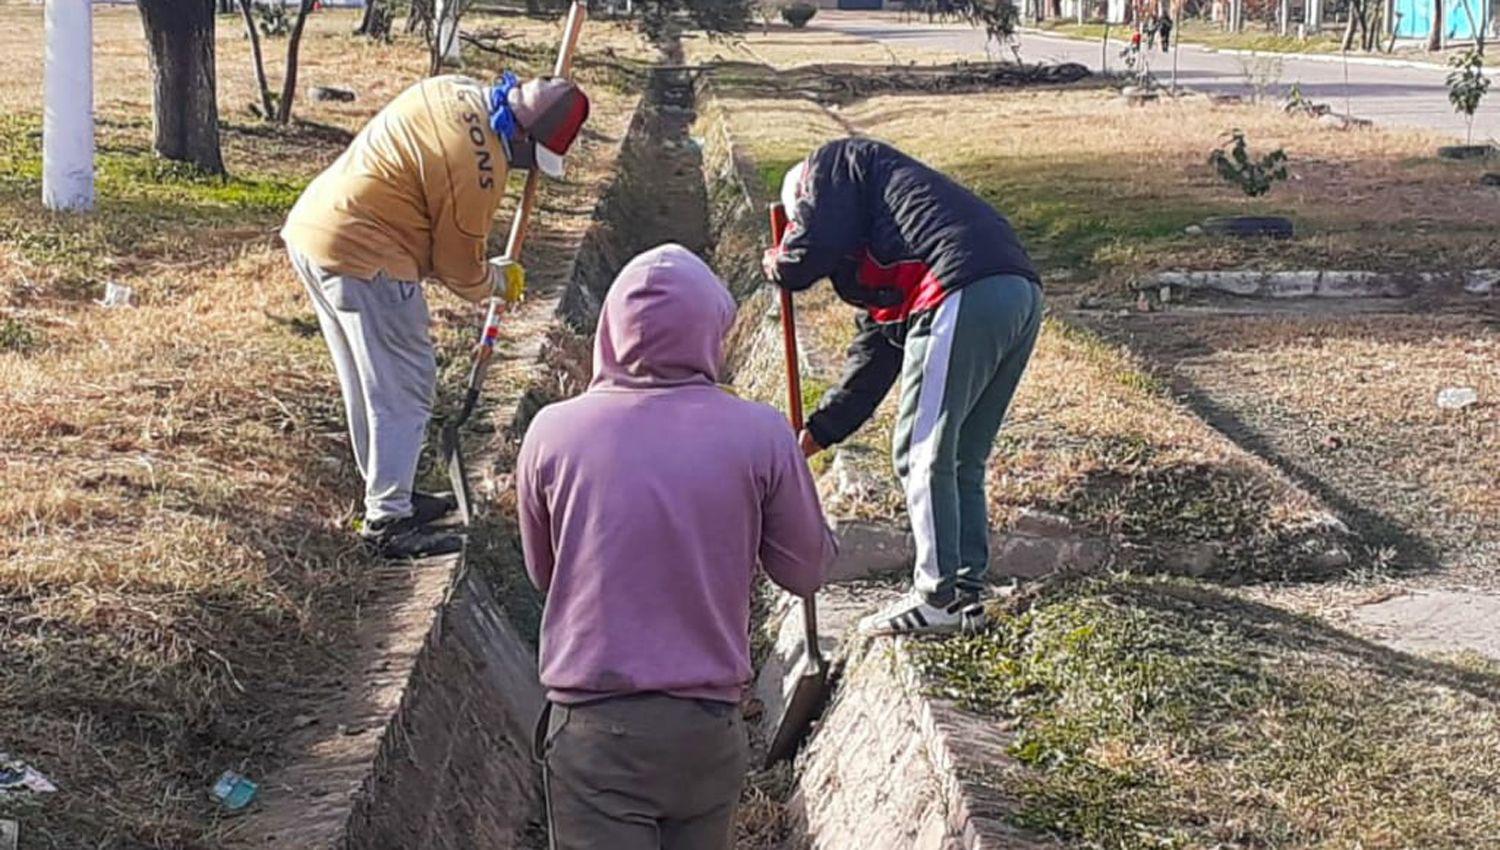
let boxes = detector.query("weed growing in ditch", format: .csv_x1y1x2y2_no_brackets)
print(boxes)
910,575,1500,848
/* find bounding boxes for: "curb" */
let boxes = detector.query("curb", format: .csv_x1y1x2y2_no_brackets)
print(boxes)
1019,26,1463,72
1140,268,1498,298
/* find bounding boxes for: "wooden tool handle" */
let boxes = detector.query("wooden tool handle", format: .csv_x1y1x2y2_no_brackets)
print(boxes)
769,203,803,433
768,202,823,669
503,0,588,263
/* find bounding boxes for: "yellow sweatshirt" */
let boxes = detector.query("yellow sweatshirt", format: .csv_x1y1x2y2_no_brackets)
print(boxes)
281,76,507,303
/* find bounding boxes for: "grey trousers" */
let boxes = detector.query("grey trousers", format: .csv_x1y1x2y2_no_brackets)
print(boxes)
540,694,749,850
288,247,436,523
893,274,1043,606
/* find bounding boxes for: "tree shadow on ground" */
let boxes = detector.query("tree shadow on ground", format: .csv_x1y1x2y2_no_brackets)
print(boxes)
704,58,1101,109
1083,311,1491,577
1119,578,1500,703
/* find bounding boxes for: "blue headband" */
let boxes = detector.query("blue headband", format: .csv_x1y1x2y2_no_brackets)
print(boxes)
489,71,520,140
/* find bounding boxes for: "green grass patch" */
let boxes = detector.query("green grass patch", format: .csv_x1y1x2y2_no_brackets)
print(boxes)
0,315,37,353
953,158,1212,278
912,575,1500,848
0,114,307,287
0,115,304,213
756,157,802,199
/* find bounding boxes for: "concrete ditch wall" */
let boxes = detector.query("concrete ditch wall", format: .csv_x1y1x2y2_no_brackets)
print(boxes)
345,567,546,850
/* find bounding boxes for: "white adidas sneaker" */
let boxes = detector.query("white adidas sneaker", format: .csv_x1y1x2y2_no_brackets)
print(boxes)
858,591,987,637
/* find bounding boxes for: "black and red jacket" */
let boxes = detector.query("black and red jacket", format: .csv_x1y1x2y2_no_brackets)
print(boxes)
769,138,1040,448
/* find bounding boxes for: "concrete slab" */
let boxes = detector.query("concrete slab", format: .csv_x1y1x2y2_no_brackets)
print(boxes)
1352,590,1500,661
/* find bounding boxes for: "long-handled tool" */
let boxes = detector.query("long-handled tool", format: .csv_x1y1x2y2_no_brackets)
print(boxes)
763,202,835,768
442,0,587,525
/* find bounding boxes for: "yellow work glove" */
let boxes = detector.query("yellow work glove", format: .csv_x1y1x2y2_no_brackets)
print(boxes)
489,257,527,305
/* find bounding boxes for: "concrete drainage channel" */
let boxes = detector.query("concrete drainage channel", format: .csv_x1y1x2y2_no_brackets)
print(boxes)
243,61,1061,849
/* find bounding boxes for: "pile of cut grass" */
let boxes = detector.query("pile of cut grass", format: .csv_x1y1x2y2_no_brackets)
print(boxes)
913,575,1500,848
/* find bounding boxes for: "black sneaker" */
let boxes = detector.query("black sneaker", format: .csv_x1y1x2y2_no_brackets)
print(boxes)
360,515,463,559
412,491,458,526
957,581,988,610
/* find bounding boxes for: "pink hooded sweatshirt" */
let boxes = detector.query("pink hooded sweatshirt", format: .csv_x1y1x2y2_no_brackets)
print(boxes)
516,244,837,705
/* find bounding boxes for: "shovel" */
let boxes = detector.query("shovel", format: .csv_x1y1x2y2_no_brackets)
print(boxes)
763,201,835,768
441,0,588,525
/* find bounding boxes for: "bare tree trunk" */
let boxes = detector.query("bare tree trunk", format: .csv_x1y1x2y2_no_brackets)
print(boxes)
236,0,276,118
137,0,224,174
1429,0,1443,49
356,0,378,33
276,0,315,123
1342,0,1359,48
1351,0,1368,47
407,0,430,33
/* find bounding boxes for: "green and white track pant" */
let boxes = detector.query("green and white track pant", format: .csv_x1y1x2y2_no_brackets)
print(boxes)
892,274,1043,606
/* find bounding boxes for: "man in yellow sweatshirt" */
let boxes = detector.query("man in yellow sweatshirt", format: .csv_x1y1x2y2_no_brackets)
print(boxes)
283,73,590,558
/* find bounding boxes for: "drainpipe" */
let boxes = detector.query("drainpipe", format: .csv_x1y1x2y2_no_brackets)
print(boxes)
42,0,94,212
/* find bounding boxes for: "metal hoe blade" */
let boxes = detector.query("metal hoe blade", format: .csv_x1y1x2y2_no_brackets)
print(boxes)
763,596,833,767
442,421,473,526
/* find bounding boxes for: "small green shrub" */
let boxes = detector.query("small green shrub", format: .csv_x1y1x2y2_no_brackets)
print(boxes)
780,1,817,28
1446,49,1490,146
1208,129,1288,198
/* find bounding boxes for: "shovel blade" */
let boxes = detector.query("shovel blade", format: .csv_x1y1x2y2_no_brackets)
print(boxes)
442,423,474,526
763,660,832,768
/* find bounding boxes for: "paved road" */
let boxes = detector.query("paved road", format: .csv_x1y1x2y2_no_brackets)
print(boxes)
817,11,1499,142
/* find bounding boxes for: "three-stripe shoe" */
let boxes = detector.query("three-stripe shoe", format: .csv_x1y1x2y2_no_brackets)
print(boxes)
857,591,987,637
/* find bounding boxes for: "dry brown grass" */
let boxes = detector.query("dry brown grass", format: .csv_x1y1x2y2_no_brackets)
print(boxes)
690,29,1498,284
0,7,648,846
1101,308,1500,580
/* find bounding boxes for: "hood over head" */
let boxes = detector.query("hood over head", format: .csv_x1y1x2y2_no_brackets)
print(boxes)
592,244,736,390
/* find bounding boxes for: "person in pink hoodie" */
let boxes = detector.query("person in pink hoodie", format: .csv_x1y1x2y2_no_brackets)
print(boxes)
515,243,836,850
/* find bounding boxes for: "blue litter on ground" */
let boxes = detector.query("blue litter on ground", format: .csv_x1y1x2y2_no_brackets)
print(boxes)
211,771,258,811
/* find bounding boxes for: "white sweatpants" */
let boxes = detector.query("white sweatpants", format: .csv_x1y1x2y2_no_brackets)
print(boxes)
289,248,436,523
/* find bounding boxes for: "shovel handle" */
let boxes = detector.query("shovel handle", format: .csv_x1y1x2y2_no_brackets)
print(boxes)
769,204,802,433
454,0,587,426
504,0,588,263
769,202,824,671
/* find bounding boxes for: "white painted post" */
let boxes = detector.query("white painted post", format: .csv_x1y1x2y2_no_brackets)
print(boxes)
43,0,94,212
435,0,462,66
1306,0,1322,32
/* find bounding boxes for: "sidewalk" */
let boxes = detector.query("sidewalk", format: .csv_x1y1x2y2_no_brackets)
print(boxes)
1018,22,1481,71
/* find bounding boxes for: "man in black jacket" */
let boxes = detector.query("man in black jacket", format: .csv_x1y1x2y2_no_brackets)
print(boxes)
764,138,1044,637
